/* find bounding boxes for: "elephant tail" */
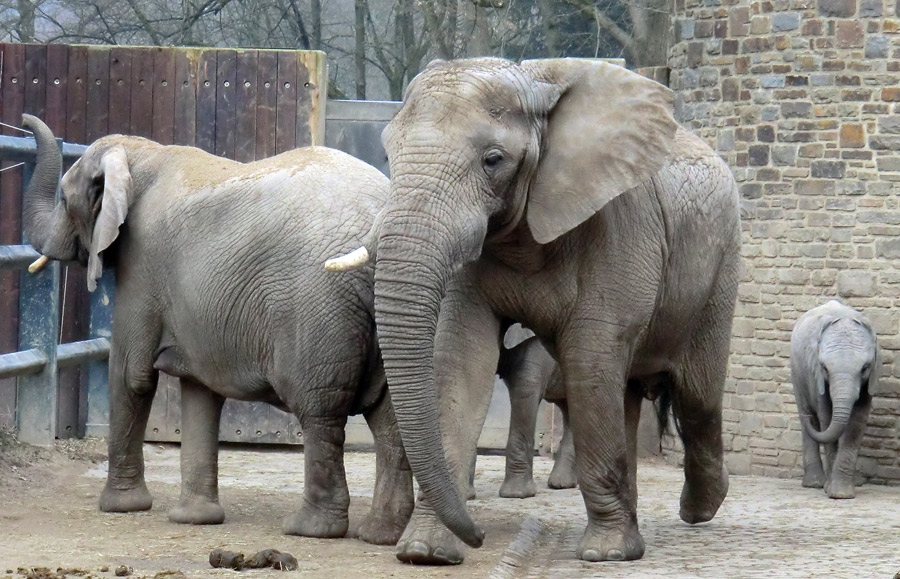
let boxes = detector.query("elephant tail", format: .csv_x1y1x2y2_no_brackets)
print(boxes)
653,381,682,445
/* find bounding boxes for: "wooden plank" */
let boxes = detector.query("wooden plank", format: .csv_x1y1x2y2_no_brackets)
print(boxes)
234,50,257,162
108,47,133,135
215,50,237,159
296,51,326,147
65,45,88,146
45,44,83,439
255,51,278,160
129,47,153,139
0,43,25,429
196,49,217,154
173,49,199,147
85,46,110,144
24,44,47,119
275,51,298,155
152,48,176,145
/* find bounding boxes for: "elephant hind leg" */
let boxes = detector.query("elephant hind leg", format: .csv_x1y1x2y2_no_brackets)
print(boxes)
671,296,734,525
168,378,226,524
359,384,414,545
547,401,577,490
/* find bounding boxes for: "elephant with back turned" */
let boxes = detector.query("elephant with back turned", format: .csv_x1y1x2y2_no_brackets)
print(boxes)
21,115,412,545
328,57,741,564
791,300,878,499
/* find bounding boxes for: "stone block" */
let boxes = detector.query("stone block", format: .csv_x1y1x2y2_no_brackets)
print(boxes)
811,160,847,178
836,21,864,48
879,117,900,134
749,144,770,166
771,145,797,165
819,0,857,16
795,180,836,195
882,87,900,101
876,157,900,172
729,5,750,35
781,102,812,118
840,123,866,148
865,36,891,58
860,0,883,16
761,75,785,88
772,12,801,31
725,453,751,475
836,270,877,297
870,135,900,150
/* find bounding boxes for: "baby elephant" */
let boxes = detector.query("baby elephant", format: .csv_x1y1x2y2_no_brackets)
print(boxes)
791,300,878,499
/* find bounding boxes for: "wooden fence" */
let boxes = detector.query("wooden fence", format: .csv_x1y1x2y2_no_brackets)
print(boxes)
0,43,326,435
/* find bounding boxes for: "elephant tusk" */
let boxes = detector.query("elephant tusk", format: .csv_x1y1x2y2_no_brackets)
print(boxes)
28,255,50,274
324,246,370,271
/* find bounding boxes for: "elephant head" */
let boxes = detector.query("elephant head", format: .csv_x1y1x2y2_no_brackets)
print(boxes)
803,313,878,444
22,114,133,291
327,57,678,547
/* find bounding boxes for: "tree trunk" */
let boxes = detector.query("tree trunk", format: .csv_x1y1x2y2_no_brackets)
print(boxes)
355,0,367,100
16,0,35,43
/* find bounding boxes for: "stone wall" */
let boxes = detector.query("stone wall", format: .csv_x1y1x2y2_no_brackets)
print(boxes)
667,0,900,482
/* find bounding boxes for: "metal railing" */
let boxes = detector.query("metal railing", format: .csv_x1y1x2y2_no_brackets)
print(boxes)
0,133,113,446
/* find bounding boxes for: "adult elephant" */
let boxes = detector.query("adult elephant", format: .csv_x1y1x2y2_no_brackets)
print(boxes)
22,115,412,545
328,57,741,564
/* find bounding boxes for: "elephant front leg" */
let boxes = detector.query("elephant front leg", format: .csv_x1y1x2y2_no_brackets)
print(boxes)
562,347,644,562
360,388,414,545
394,290,501,565
100,345,157,513
283,416,351,538
168,379,226,524
825,397,871,499
499,359,543,498
547,401,577,490
799,415,826,489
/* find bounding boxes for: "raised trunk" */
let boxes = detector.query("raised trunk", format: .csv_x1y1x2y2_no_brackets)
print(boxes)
803,375,857,444
20,114,62,254
373,211,484,548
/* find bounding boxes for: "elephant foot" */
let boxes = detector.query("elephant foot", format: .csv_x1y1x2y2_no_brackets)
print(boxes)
547,463,577,490
168,497,225,524
825,477,855,499
99,482,153,513
801,468,826,489
499,474,537,498
467,483,477,501
395,512,466,565
577,520,645,562
282,504,349,539
680,463,729,524
358,510,409,545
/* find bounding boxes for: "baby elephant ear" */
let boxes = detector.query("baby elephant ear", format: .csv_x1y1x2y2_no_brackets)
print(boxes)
520,58,678,244
87,145,132,292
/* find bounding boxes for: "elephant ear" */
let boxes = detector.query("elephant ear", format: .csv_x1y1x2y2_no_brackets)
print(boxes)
520,58,678,244
87,145,132,292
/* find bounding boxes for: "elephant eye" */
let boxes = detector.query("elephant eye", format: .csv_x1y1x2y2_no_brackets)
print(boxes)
483,151,504,169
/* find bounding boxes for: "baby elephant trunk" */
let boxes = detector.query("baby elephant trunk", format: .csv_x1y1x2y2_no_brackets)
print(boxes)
806,374,858,444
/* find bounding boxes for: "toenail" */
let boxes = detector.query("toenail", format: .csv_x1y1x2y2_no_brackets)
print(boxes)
607,549,625,561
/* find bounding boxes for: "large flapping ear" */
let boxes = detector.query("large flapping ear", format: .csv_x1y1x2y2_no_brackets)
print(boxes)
87,145,132,292
519,58,678,244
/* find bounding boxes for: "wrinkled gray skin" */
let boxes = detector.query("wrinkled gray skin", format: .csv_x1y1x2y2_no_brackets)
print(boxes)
337,57,742,565
21,115,413,545
790,300,877,499
496,335,576,498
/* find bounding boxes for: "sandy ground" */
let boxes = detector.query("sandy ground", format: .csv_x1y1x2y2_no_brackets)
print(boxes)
1,434,899,579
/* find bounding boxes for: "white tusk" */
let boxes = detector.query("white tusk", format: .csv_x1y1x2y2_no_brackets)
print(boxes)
28,255,50,274
324,246,370,271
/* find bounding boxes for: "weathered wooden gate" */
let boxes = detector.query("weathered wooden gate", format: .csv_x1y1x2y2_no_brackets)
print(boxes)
0,43,325,441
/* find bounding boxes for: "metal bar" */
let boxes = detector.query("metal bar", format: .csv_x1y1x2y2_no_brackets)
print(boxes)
0,134,87,163
57,338,110,368
16,156,61,446
0,349,48,380
85,269,114,437
0,244,41,270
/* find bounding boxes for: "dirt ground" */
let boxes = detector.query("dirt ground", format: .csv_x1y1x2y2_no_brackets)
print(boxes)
2,432,900,578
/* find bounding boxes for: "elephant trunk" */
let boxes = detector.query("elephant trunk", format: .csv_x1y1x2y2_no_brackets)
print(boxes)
804,374,858,444
373,201,485,549
20,114,62,255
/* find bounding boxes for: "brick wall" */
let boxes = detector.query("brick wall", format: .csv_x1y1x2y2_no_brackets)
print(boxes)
666,0,900,482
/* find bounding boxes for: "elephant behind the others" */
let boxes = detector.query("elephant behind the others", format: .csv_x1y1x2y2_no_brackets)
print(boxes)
790,299,878,499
